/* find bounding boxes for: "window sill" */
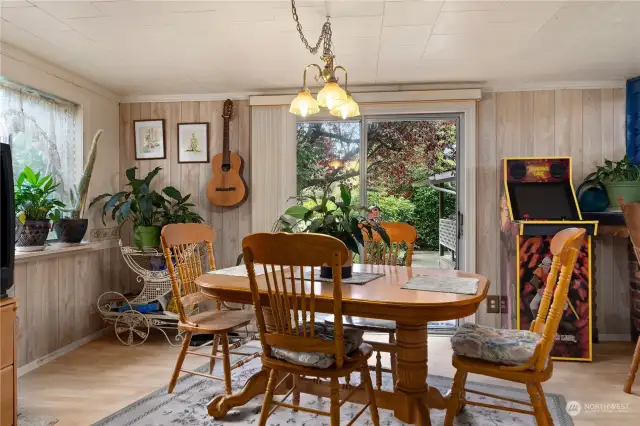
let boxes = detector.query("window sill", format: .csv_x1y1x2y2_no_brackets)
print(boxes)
15,240,118,263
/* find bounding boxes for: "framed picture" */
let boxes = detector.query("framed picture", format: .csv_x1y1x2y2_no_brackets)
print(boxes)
178,122,209,163
134,119,166,160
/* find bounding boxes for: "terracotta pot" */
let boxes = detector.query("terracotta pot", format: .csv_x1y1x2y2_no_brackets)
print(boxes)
15,219,50,252
320,251,353,279
54,218,88,243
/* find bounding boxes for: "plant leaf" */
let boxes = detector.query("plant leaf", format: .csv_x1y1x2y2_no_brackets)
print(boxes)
340,183,351,206
284,205,309,219
162,186,182,201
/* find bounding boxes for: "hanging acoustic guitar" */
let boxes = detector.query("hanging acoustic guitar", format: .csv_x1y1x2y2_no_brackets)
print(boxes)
206,99,248,207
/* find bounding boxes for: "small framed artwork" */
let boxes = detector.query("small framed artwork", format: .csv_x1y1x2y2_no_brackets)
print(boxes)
134,119,166,160
178,122,209,163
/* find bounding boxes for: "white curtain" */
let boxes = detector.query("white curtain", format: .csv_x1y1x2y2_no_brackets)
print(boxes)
0,83,78,205
250,105,297,233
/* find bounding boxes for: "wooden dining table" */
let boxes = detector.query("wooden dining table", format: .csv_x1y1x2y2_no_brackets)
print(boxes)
196,263,489,425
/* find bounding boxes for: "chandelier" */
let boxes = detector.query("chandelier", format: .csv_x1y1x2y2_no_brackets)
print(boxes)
288,0,360,119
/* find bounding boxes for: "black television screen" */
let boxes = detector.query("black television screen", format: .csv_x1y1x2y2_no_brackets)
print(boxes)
1,143,15,299
509,182,579,220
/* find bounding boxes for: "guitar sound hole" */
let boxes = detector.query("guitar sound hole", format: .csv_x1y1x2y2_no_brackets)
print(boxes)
222,164,231,172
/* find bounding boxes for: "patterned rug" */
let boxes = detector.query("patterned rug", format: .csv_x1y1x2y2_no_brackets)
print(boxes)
93,355,573,426
18,410,58,426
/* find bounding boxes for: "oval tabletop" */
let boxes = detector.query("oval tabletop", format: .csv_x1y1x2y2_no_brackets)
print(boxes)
197,264,489,324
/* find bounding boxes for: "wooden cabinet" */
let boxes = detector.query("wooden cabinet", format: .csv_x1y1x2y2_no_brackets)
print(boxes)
0,299,17,426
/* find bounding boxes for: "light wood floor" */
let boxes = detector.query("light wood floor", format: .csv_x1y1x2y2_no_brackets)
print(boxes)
19,332,639,426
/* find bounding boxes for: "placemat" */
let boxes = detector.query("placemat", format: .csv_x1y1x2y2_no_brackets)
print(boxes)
401,275,478,295
207,264,279,277
301,269,384,285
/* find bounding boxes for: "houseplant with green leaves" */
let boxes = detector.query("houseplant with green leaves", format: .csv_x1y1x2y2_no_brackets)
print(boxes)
586,155,640,208
274,183,389,278
159,186,204,225
55,129,103,243
90,166,166,249
14,166,65,252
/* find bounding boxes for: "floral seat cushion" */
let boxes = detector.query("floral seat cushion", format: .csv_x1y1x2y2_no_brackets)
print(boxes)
272,323,364,369
451,323,542,366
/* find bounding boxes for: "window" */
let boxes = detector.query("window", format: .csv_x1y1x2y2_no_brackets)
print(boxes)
0,81,79,207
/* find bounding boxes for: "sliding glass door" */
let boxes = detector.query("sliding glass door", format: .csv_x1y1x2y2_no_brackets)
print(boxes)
295,114,461,331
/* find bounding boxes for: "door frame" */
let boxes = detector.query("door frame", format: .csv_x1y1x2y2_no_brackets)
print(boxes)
296,100,478,323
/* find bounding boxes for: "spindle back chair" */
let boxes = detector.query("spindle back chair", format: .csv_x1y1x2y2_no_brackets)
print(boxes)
362,221,417,266
330,222,418,391
161,224,259,395
618,197,640,394
243,232,379,426
445,227,586,426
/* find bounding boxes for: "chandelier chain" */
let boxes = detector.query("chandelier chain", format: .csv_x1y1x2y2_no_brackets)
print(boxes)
291,0,333,56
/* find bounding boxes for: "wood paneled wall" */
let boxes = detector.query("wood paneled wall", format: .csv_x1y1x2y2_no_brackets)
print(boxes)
9,246,125,368
118,100,251,268
477,89,630,337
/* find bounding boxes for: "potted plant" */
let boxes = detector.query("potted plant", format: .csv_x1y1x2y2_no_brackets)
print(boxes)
587,155,640,208
14,166,65,252
55,129,102,243
159,186,204,225
90,166,165,250
274,183,389,278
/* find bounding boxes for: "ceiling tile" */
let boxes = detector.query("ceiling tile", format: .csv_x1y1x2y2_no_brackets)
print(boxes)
381,25,433,47
2,6,72,36
441,1,503,12
433,10,494,34
383,1,443,27
327,1,385,17
92,1,217,16
490,1,563,25
331,15,383,37
1,1,32,8
33,2,103,19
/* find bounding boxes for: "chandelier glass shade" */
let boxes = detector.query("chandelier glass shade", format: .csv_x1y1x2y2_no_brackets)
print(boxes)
330,92,359,119
316,81,347,109
289,88,319,117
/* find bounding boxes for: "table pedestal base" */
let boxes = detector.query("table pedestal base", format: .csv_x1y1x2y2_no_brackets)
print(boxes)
208,322,450,425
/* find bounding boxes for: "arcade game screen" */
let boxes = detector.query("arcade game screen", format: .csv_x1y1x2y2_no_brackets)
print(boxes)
509,182,579,220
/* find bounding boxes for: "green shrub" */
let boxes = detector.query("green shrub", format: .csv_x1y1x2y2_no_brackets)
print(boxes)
411,187,456,250
377,195,415,223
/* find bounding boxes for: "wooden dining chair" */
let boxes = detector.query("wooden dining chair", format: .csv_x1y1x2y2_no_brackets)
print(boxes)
242,232,380,426
161,223,260,395
444,227,586,426
618,197,640,394
327,222,417,391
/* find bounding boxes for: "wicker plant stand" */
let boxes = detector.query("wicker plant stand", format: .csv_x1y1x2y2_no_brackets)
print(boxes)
97,242,186,347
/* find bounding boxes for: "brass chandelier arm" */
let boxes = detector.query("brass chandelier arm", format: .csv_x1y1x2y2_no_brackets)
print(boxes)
302,64,324,89
333,66,348,90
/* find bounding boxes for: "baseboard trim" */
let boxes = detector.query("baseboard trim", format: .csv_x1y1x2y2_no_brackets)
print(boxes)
17,328,110,377
598,333,632,342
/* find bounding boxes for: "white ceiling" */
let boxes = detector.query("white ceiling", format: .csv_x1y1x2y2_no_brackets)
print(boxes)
1,1,639,96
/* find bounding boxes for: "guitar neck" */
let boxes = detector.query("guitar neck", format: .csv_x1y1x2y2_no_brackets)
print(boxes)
222,117,230,165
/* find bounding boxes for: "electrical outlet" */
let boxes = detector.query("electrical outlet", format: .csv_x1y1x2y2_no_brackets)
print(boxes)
486,295,500,314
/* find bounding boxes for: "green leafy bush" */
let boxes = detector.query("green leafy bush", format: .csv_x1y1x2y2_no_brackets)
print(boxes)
411,187,456,250
14,166,65,223
377,195,416,224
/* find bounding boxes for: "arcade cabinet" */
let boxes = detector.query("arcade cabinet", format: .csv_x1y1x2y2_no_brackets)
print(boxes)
500,157,598,361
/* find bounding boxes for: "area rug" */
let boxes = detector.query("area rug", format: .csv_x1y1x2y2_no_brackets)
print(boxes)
93,357,573,426
17,410,58,426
